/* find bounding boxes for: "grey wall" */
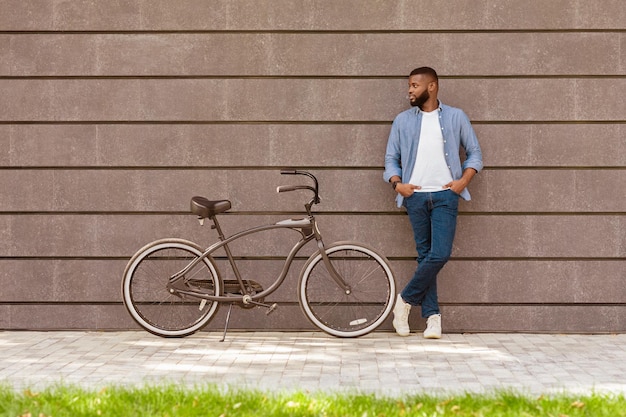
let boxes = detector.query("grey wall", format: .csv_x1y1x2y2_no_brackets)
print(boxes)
1,1,624,333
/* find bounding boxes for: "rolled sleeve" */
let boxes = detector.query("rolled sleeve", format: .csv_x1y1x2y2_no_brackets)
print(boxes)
460,119,483,173
383,121,403,183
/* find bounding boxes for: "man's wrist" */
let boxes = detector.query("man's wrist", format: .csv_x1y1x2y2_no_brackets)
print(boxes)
392,180,401,190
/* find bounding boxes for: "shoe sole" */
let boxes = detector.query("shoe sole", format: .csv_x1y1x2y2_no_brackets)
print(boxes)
392,321,410,337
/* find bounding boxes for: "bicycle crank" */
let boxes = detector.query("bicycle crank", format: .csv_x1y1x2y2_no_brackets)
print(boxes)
242,295,278,315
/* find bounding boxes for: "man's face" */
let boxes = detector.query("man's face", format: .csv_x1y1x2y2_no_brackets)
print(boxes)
408,74,431,108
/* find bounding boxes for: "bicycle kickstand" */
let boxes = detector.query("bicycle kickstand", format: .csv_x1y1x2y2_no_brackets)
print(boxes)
220,303,234,342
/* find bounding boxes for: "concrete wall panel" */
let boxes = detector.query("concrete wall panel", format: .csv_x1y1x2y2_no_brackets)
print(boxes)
443,306,626,333
1,124,623,168
0,259,303,303
0,214,623,259
0,169,622,213
0,37,9,75
2,1,624,31
402,260,626,304
0,305,136,330
476,124,625,168
4,33,622,76
3,304,626,333
2,79,625,122
4,259,623,305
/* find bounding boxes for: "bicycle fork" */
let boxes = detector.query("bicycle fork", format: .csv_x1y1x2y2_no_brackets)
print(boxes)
316,238,352,294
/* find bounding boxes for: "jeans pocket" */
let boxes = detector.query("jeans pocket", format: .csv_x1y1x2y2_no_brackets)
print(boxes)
445,189,460,209
447,188,461,197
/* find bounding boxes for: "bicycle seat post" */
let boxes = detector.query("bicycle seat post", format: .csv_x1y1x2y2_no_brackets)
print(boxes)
209,215,227,241
209,214,252,298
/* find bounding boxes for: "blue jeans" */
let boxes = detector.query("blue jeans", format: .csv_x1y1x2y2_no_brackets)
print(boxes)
401,190,459,318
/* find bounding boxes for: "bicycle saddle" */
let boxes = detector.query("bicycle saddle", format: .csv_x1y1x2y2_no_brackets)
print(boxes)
190,196,231,218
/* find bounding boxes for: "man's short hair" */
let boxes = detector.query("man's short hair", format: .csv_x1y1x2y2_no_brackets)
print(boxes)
409,67,438,82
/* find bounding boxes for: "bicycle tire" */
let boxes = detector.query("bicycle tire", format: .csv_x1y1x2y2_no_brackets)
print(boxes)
298,241,396,338
122,238,221,338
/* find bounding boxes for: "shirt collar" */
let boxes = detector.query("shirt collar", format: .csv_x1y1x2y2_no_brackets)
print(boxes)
414,100,443,115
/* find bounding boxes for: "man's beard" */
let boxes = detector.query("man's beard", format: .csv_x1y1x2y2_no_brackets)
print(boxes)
410,90,430,108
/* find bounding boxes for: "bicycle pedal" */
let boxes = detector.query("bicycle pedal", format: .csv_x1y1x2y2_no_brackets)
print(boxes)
266,303,278,316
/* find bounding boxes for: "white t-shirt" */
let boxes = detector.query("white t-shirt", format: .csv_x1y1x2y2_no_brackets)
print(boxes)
408,110,453,192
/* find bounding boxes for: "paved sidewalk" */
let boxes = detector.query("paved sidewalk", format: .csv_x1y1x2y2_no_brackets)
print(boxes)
1,331,625,396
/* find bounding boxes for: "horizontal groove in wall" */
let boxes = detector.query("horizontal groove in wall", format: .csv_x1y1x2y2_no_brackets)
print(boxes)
1,120,624,125
0,211,623,216
483,167,626,171
450,257,625,261
0,120,392,125
2,75,625,80
0,167,621,171
0,301,277,307
1,256,623,262
0,302,623,307
2,29,625,35
442,302,626,307
0,301,124,306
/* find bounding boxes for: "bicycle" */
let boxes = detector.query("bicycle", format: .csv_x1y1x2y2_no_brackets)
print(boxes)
122,170,396,340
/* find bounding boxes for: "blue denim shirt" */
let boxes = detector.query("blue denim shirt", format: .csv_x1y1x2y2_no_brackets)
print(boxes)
383,101,483,207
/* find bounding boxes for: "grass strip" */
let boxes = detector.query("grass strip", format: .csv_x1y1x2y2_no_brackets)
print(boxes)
0,384,625,416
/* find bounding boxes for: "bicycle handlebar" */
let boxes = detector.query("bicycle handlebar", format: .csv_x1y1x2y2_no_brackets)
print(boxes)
278,170,321,205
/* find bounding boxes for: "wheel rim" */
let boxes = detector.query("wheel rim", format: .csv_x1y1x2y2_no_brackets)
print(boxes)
123,242,220,336
300,244,395,337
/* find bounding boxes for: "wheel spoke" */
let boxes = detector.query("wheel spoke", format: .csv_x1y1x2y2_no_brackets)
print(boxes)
299,244,395,337
122,240,221,337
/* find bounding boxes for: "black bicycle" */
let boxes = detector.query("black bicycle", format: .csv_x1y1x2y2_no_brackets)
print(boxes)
122,170,396,339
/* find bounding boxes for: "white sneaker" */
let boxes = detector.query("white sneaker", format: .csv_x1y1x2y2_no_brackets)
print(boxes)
423,314,442,339
392,294,411,336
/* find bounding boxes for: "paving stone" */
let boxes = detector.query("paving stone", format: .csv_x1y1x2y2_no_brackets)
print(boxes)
2,331,626,395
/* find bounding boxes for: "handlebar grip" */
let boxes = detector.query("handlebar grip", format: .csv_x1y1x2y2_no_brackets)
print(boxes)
277,185,317,195
276,185,298,193
280,169,298,175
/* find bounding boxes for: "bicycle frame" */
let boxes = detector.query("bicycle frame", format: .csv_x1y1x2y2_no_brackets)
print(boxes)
167,176,350,305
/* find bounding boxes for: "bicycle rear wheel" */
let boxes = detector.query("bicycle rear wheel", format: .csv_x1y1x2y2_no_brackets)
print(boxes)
298,242,396,337
122,239,221,337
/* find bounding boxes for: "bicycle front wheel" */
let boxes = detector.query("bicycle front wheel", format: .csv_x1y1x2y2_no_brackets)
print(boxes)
298,242,396,338
122,239,221,337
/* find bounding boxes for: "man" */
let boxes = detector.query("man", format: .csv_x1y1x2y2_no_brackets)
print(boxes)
383,67,483,338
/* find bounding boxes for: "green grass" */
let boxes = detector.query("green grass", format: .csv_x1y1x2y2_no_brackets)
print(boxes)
1,384,625,417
